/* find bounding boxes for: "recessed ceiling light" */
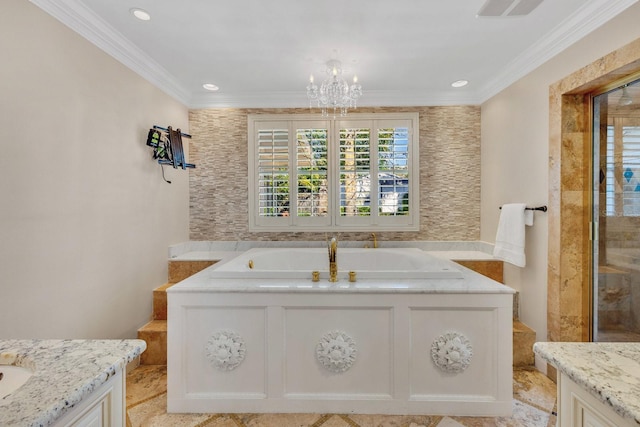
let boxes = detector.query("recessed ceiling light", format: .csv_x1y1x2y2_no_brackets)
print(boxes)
130,8,151,21
451,80,469,88
203,83,219,91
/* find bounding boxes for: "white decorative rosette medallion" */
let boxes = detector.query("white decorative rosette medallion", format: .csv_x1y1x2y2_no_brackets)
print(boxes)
205,330,246,371
316,330,357,373
431,331,473,374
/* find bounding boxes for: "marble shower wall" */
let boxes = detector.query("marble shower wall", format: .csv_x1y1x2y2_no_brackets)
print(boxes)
188,106,481,242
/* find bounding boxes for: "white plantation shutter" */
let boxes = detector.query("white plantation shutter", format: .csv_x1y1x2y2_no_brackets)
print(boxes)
248,113,419,231
296,127,329,218
257,127,289,217
339,126,371,218
377,125,410,217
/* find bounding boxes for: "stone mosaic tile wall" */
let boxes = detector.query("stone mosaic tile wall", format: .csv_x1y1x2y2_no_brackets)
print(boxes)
188,106,481,242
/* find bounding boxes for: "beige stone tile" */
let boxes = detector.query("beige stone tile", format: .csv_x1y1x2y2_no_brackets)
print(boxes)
453,260,503,283
436,418,465,427
126,365,167,407
137,321,167,365
315,414,359,427
546,410,557,427
243,413,325,427
348,414,442,427
127,392,218,427
451,400,551,427
125,365,556,427
168,260,216,282
512,368,557,413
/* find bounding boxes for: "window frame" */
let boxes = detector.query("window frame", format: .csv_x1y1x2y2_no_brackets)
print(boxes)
248,113,420,232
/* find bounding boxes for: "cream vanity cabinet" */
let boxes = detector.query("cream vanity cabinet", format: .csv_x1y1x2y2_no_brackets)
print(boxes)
0,340,144,427
534,342,640,427
558,373,636,427
52,370,125,427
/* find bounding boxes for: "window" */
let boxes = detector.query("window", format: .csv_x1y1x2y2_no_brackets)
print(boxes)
248,113,419,231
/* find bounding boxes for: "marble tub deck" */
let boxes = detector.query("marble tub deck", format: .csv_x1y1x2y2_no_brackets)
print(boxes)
126,366,557,427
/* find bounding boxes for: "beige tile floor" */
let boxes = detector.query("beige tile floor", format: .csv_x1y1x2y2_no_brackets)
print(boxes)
126,366,557,427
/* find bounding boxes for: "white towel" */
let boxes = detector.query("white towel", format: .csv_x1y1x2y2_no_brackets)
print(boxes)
493,203,532,267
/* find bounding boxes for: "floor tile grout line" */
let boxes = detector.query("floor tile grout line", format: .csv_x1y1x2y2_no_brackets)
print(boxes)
229,413,247,427
338,414,362,426
429,415,445,426
194,414,226,427
310,414,334,427
514,396,558,415
126,391,167,410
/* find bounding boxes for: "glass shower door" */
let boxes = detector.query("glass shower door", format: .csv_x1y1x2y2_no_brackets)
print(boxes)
592,79,640,342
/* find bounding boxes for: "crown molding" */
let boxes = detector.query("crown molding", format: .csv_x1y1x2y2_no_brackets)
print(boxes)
29,0,192,105
188,90,483,109
477,0,639,102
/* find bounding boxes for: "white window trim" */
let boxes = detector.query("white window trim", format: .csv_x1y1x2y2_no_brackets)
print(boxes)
248,113,420,232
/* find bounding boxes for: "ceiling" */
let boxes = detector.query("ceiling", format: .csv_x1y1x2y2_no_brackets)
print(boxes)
32,0,638,108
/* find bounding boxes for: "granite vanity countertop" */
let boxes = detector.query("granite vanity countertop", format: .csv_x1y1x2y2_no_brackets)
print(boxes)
0,339,146,427
534,342,640,425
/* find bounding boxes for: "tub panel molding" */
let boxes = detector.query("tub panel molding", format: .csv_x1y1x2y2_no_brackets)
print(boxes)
172,304,268,397
315,331,357,373
431,331,473,374
168,290,513,415
283,306,393,396
205,330,246,371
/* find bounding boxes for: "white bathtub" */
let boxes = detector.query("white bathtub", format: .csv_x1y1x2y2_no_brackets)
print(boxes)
168,246,514,417
209,247,462,280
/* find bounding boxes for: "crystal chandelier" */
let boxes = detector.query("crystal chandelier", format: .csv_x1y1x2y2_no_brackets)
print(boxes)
306,60,363,117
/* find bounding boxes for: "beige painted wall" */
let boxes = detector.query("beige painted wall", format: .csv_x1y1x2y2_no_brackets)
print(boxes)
0,0,189,339
189,106,481,241
481,2,640,370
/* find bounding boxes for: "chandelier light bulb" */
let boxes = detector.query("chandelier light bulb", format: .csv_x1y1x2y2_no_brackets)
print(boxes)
309,75,314,83
353,75,358,83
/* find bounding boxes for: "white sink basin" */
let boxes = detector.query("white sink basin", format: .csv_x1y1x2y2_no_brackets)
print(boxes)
0,365,34,399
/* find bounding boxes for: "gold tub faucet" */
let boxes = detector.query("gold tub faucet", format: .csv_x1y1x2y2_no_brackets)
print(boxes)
371,233,378,249
328,236,338,282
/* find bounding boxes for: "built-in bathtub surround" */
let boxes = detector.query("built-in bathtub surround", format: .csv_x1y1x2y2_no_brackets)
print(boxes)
168,240,496,259
167,247,514,416
548,37,640,346
0,339,146,426
188,106,480,241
